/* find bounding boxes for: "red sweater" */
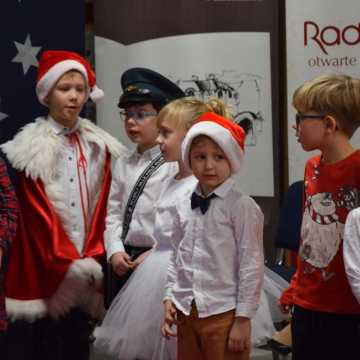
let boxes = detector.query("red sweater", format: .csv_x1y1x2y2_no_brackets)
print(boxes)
281,150,360,314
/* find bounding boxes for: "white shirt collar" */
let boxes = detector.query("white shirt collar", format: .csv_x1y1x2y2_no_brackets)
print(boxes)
195,176,235,199
128,145,161,161
47,116,80,136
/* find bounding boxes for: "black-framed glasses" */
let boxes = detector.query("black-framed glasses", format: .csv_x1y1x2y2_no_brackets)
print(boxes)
119,110,158,122
295,113,326,127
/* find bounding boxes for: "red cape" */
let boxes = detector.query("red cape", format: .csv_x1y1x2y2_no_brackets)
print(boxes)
5,152,111,301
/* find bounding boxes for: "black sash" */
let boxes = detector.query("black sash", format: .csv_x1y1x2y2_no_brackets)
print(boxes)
121,153,165,241
104,153,165,308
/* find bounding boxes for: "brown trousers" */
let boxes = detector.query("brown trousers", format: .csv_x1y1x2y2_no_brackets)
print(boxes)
177,304,250,360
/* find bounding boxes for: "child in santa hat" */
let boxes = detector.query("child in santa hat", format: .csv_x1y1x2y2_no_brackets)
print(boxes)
162,112,264,360
0,50,125,360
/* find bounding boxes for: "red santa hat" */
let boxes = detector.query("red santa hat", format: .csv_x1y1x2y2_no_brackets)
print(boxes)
182,111,245,173
36,50,104,105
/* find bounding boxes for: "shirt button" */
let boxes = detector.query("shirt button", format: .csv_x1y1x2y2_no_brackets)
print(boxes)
71,202,75,207
69,156,73,161
70,178,74,182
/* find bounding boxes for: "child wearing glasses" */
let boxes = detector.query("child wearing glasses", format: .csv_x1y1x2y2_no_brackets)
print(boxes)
104,68,184,305
280,74,360,360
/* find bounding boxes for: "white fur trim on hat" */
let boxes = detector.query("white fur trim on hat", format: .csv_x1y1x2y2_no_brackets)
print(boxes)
182,121,244,173
36,60,88,105
90,84,104,102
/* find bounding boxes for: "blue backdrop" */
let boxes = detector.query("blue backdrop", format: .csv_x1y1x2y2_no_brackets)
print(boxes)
0,0,85,146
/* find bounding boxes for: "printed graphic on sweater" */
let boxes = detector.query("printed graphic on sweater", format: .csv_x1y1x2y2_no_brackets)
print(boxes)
299,187,358,280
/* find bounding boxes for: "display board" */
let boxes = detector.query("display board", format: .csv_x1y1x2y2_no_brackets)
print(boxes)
94,0,280,197
286,0,360,182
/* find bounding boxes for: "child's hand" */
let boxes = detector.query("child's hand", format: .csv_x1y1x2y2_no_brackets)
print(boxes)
161,300,177,339
110,251,134,276
279,300,292,314
228,317,251,354
132,250,152,267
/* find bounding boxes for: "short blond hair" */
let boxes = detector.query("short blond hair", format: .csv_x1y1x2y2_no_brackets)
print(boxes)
157,97,233,132
293,74,360,137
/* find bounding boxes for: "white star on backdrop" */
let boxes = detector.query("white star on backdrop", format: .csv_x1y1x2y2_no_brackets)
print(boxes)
12,34,41,75
0,112,8,122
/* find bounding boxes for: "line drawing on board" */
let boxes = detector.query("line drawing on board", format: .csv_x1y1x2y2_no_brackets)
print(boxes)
174,70,264,146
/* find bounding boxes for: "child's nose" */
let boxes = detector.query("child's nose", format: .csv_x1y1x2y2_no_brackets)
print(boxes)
205,158,214,169
125,115,138,125
155,134,163,144
69,89,79,100
292,124,300,137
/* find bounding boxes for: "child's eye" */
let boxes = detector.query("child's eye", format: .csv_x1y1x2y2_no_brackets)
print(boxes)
160,129,171,137
57,85,70,91
195,154,206,160
215,154,225,161
136,111,146,120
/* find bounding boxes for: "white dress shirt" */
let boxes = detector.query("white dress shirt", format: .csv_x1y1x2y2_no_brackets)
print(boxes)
104,146,177,259
153,175,198,251
343,207,360,303
165,176,264,319
47,116,100,255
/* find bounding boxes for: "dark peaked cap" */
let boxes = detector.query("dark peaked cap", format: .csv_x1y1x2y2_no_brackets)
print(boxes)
118,67,185,108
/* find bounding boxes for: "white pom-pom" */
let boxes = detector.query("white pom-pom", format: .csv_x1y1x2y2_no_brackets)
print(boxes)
90,85,105,102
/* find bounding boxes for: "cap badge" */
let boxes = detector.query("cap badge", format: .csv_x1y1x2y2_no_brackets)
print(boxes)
125,84,138,93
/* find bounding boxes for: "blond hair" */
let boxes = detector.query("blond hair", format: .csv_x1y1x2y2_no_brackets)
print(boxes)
157,97,233,132
293,74,360,137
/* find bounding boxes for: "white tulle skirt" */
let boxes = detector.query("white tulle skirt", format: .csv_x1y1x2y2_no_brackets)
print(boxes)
92,247,176,360
91,249,288,359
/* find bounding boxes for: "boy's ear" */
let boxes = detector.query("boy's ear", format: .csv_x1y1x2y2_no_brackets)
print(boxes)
324,115,338,132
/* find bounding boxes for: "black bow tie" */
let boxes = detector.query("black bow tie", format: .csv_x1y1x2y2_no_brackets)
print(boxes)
191,192,217,214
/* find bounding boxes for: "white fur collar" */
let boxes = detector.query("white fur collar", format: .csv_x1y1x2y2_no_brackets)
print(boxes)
1,116,125,182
